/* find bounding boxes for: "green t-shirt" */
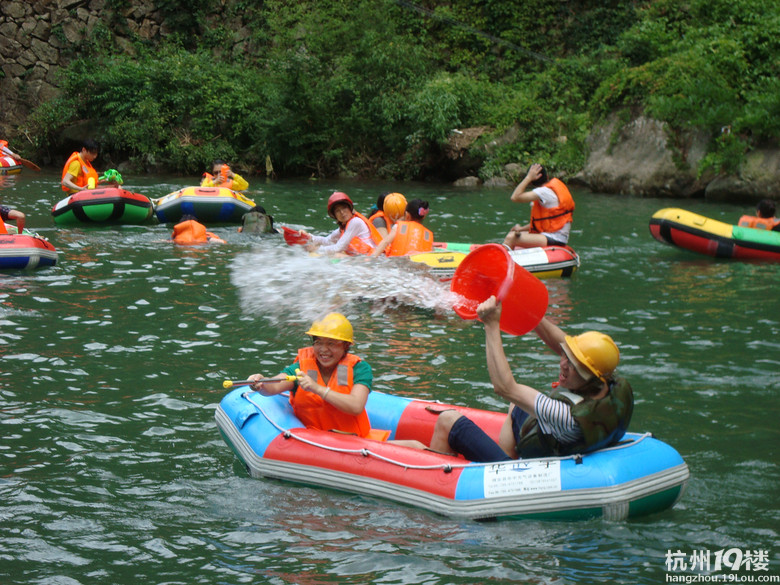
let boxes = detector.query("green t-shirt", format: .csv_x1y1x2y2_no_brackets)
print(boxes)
283,357,373,391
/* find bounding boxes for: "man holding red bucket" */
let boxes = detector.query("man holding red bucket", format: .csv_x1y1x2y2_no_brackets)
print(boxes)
427,295,634,462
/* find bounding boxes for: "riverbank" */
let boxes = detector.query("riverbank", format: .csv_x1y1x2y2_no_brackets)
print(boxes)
451,115,780,204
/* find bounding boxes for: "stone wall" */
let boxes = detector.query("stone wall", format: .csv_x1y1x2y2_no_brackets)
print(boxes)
0,0,166,139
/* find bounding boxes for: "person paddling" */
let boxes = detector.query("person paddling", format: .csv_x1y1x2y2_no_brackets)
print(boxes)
246,313,385,439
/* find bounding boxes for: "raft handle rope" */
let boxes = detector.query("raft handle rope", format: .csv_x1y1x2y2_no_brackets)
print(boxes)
241,391,652,472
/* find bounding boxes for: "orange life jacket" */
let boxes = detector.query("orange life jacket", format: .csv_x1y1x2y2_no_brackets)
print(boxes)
342,212,382,255
738,215,780,230
385,221,434,256
0,218,7,235
530,178,575,234
368,210,393,233
201,164,236,189
172,220,224,245
61,151,99,193
291,347,372,437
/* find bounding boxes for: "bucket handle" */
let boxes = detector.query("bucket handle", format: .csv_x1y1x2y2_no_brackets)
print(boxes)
494,246,515,302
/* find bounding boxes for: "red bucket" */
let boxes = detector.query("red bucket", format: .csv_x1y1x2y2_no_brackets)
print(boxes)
282,226,309,246
450,244,548,336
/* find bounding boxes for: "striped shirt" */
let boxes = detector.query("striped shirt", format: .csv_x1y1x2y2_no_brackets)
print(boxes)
534,393,583,444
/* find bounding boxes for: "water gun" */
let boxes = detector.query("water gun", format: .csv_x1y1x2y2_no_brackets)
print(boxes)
99,169,124,185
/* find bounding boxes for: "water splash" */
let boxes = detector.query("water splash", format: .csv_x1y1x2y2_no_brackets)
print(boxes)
230,243,460,324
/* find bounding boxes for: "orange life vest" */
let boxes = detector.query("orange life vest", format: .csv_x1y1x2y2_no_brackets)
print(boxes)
61,151,99,193
738,215,780,230
290,347,372,437
172,220,224,245
530,178,575,234
385,221,434,256
342,212,383,255
368,210,393,233
0,218,7,235
201,166,235,190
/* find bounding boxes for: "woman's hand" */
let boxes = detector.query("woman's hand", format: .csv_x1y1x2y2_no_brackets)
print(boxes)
296,372,321,394
247,373,266,391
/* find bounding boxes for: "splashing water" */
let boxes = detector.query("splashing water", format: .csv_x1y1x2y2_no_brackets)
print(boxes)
230,243,461,324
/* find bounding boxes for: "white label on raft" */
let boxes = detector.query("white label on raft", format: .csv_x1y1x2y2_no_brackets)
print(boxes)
509,247,548,267
483,460,562,497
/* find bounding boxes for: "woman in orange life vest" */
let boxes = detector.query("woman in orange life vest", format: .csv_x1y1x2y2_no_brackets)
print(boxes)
200,159,249,191
368,192,407,238
0,205,25,235
246,313,381,438
171,215,226,245
738,199,780,231
502,163,575,249
298,191,382,256
370,198,433,257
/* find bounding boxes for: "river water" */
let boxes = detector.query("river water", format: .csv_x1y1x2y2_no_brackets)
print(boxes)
1,170,778,584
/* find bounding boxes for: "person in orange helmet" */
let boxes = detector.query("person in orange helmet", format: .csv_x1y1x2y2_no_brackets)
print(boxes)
370,198,433,257
415,296,633,462
368,192,407,238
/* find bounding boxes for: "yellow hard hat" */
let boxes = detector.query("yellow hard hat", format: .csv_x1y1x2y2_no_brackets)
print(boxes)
382,192,407,220
562,331,619,382
305,312,354,343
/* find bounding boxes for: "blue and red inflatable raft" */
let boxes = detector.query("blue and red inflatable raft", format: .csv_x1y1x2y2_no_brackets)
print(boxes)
216,388,689,521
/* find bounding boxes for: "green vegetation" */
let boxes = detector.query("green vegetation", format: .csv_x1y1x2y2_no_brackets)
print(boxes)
27,0,780,180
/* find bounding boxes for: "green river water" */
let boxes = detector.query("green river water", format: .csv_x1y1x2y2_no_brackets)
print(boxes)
0,170,778,584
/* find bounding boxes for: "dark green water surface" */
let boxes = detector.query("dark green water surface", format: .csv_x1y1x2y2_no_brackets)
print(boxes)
1,171,778,584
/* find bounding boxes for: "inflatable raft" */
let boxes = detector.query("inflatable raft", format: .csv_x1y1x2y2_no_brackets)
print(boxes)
52,188,154,226
280,227,579,280
154,186,256,223
418,243,580,280
216,388,689,521
0,233,58,270
649,207,780,262
0,156,22,175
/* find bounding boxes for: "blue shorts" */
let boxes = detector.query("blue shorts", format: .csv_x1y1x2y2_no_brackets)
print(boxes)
448,408,530,463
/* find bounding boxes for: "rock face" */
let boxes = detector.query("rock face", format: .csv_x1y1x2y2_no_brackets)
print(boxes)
577,114,780,204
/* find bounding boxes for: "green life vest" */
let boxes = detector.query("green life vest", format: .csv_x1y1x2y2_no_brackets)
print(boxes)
516,376,634,458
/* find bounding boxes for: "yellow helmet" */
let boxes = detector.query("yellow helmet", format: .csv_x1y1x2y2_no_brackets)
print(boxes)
563,332,619,382
305,313,354,343
382,192,407,220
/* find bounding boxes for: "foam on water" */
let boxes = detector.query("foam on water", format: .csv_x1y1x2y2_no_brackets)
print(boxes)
230,243,460,324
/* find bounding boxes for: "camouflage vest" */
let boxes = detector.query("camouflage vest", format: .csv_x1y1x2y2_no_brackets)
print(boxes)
516,376,634,458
